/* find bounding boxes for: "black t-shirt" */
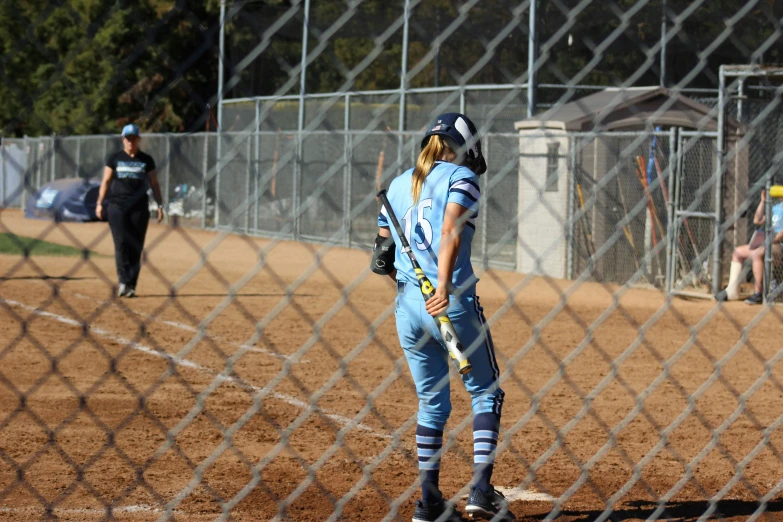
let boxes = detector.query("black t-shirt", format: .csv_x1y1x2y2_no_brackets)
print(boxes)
106,150,156,209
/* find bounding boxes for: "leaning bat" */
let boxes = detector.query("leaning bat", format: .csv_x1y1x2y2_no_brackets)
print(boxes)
377,189,472,374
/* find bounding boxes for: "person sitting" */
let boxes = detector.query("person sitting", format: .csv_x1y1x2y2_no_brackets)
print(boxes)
716,189,783,304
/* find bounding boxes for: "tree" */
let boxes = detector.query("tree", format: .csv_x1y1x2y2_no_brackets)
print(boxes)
2,0,782,137
0,0,222,137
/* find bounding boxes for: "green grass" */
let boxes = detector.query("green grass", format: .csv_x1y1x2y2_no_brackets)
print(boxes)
0,233,97,258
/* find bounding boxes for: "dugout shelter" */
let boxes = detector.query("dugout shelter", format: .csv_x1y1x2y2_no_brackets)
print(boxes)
513,87,745,290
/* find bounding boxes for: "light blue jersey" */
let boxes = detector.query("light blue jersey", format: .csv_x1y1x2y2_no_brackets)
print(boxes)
378,161,481,293
771,202,783,235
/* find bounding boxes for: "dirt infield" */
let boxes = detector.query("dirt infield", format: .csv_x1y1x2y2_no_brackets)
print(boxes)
2,208,783,521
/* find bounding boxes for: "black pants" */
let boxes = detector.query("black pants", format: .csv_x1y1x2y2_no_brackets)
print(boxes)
108,204,150,288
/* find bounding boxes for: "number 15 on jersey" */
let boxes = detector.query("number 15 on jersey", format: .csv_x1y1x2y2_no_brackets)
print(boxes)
401,198,434,251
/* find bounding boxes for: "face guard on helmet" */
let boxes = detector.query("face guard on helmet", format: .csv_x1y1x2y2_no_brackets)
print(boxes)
421,112,487,175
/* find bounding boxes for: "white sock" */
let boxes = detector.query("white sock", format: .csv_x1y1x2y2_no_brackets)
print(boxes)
726,261,743,300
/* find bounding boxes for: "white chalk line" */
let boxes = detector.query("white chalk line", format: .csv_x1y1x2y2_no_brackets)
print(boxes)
70,292,308,363
3,298,389,439
0,504,163,515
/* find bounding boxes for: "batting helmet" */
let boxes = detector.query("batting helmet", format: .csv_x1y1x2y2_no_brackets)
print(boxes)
422,112,487,175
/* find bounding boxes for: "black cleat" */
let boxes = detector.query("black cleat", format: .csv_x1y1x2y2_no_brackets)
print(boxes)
412,499,463,522
744,292,763,305
465,487,515,521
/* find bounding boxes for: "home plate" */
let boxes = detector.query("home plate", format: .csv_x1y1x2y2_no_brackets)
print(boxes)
462,487,555,502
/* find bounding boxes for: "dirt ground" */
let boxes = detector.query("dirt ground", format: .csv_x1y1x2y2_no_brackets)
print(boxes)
2,208,783,521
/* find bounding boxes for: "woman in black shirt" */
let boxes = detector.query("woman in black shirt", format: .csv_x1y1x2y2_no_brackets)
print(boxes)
96,124,164,298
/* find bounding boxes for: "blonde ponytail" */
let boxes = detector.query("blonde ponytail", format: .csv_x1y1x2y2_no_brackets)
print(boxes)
412,135,449,203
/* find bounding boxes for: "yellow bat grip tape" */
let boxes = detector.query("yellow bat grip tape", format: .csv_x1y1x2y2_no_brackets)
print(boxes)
770,186,783,199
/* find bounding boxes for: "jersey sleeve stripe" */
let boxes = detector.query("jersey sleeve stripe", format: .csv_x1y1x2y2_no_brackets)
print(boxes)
378,207,389,227
456,178,480,192
449,188,478,203
450,180,480,199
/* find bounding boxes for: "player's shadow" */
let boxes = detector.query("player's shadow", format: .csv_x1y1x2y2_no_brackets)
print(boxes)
547,499,783,520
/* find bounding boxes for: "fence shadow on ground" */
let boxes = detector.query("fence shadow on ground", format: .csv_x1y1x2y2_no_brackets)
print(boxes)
551,499,783,520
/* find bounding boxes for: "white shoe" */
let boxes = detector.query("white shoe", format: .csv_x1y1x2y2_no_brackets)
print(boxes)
117,283,128,297
125,287,136,298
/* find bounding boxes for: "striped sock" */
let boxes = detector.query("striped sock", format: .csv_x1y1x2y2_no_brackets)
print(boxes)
473,412,500,493
416,424,443,503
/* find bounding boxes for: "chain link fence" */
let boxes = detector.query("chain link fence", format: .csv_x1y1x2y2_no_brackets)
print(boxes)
5,129,711,282
221,85,717,134
4,1,783,521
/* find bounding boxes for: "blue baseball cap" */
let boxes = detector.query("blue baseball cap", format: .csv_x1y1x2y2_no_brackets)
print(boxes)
121,124,140,137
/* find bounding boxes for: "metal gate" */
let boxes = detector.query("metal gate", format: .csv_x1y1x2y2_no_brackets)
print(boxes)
667,130,720,298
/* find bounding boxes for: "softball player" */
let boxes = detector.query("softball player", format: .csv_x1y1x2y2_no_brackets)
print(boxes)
96,124,164,298
371,113,513,522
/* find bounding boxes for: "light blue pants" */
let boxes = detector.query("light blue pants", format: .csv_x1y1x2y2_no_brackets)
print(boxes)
395,281,505,430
